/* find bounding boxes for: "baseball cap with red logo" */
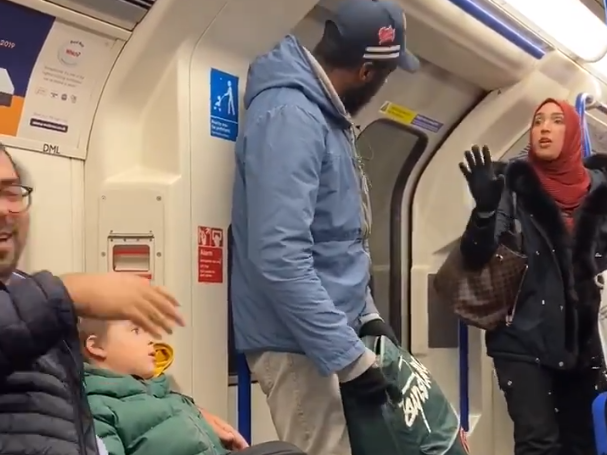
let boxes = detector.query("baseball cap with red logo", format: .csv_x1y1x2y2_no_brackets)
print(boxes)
331,0,420,73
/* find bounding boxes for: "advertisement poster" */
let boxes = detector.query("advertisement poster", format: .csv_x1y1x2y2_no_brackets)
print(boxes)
0,0,115,156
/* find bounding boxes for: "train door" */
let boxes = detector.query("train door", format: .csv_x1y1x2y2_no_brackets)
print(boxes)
355,120,426,338
409,124,506,454
350,58,493,453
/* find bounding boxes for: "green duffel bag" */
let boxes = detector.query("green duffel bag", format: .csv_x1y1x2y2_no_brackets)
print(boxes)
341,336,470,455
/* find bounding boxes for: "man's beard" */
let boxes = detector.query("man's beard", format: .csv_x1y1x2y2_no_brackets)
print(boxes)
341,75,386,116
0,242,21,283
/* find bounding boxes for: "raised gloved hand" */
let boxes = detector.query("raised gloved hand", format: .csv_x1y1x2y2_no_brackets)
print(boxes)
359,318,399,347
458,145,504,213
340,364,402,407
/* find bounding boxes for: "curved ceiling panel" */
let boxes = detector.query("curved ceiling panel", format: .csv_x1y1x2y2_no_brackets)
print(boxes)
45,0,155,30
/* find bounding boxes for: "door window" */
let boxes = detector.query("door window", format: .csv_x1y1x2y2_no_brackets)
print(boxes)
356,119,427,345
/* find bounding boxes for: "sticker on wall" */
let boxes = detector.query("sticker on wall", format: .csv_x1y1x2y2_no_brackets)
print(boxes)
411,114,443,133
210,68,239,142
379,101,444,133
198,226,224,283
379,101,416,124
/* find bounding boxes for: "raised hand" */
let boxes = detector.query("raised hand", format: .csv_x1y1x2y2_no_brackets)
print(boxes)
459,145,504,212
61,273,184,338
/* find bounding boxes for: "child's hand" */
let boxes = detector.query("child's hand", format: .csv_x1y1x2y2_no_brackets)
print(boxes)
199,408,249,450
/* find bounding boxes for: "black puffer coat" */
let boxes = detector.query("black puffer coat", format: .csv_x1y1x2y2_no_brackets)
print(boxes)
460,155,607,372
0,271,98,455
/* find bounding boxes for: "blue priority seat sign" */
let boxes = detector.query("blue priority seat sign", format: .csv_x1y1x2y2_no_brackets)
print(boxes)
210,68,239,142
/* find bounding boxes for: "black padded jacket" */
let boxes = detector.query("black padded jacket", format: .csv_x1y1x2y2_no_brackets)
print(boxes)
460,156,607,371
0,270,99,455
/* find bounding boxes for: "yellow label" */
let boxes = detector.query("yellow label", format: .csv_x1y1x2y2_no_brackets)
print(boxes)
379,101,417,125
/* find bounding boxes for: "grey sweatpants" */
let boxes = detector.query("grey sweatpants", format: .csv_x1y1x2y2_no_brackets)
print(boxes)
247,352,353,455
238,441,307,455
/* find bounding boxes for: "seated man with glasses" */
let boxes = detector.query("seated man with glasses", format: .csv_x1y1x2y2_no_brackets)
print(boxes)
0,142,185,455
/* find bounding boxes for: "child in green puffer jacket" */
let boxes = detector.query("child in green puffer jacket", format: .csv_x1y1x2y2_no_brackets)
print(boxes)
79,319,305,455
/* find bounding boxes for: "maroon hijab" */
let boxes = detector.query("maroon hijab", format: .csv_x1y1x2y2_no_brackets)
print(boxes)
527,99,590,230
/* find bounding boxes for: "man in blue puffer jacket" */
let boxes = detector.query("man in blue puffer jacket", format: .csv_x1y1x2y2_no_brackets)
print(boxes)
230,1,419,454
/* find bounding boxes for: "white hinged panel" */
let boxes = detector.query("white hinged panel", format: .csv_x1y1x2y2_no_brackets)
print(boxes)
97,185,165,285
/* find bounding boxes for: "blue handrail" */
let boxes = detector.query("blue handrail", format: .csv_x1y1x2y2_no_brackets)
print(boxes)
237,354,252,443
228,225,252,444
458,321,470,432
576,93,595,158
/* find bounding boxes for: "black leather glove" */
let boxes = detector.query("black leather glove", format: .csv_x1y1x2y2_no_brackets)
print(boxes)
340,364,402,407
359,318,399,346
459,145,504,212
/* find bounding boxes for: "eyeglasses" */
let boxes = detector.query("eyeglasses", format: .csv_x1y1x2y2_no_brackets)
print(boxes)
0,184,33,214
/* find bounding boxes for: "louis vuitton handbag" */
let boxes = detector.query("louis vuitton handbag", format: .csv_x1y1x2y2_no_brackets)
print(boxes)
434,197,527,330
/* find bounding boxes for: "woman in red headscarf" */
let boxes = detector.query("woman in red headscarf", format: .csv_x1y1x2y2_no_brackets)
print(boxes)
458,99,607,455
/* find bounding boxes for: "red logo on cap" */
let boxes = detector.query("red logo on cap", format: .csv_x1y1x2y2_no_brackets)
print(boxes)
378,26,395,45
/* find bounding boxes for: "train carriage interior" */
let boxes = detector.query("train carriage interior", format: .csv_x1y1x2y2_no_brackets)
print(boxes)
4,0,607,453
